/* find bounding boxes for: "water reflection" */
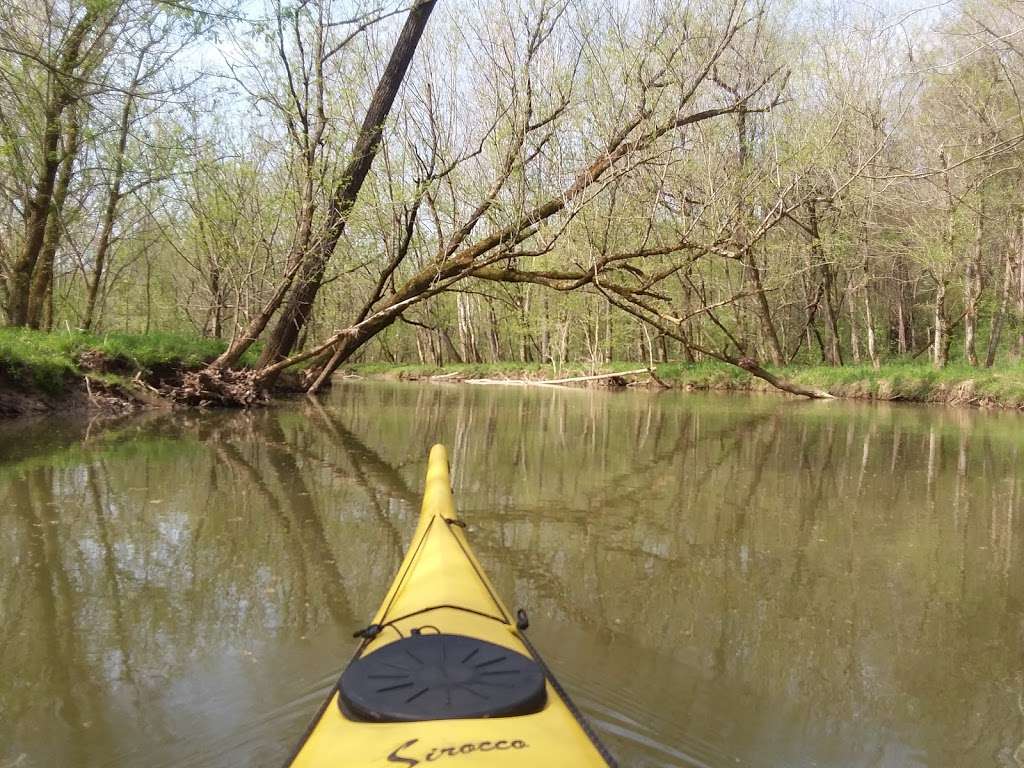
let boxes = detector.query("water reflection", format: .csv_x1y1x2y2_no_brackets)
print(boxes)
1,383,1022,767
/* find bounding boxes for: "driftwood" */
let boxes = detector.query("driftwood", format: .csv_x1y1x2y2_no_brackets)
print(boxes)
465,368,651,388
162,368,268,407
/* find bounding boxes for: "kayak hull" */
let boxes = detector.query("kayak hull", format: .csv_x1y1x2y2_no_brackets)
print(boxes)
284,444,615,767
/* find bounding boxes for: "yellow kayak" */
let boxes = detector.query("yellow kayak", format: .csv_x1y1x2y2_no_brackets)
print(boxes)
284,444,617,767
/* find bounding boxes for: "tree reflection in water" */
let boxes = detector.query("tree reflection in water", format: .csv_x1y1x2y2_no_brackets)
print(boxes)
1,382,1022,767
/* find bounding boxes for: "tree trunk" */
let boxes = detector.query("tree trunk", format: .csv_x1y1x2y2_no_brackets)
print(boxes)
210,260,224,339
439,327,461,363
487,304,501,361
964,206,983,366
1015,211,1024,359
808,199,842,365
743,250,784,366
863,278,880,370
211,158,319,367
6,11,97,325
985,248,1014,368
893,256,912,356
43,282,54,331
735,356,834,399
456,293,479,362
896,300,908,356
27,107,81,329
519,289,531,362
257,0,437,370
415,330,426,364
728,107,783,366
850,307,860,364
605,302,613,363
83,92,134,331
679,330,696,363
800,272,826,363
540,293,550,362
933,279,948,369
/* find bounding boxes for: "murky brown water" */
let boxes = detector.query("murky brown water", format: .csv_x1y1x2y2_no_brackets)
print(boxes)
1,381,1023,767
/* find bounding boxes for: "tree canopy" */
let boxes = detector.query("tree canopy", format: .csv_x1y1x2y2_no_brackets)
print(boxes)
2,0,1023,397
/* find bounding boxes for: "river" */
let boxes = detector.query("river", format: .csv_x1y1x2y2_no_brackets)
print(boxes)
1,380,1022,767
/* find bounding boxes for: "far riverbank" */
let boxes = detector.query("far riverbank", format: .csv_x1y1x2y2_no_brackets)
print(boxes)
344,360,1024,410
5,326,1023,419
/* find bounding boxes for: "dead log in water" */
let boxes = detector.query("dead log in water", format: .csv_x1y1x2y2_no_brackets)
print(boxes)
464,368,652,388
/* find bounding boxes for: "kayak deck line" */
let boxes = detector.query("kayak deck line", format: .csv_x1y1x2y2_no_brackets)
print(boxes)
283,444,618,767
352,602,510,642
350,514,512,644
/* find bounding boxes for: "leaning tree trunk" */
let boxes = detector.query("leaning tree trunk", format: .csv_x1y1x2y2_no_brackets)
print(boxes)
209,141,320,368
569,282,836,399
256,0,437,371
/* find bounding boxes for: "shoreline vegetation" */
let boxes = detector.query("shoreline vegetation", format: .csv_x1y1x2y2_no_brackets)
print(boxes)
4,2,1024,412
0,328,298,418
344,361,1024,410
3,329,1023,418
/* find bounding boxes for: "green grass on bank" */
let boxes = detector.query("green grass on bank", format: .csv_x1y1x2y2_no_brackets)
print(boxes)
5,327,1022,408
0,328,259,393
785,361,1024,407
344,359,1024,408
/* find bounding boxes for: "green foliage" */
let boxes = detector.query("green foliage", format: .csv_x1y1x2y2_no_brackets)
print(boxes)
0,328,81,392
0,328,257,392
85,331,227,368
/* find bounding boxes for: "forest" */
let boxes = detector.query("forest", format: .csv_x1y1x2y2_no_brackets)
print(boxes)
1,0,1023,401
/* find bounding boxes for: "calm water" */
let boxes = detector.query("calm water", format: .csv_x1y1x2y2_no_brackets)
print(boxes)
1,381,1023,768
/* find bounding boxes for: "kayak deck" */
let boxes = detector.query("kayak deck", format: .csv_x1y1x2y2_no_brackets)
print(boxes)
284,444,616,767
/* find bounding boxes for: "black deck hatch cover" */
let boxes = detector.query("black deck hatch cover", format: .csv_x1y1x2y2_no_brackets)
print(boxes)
339,633,547,722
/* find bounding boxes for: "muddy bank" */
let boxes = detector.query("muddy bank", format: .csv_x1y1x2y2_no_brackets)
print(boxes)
0,353,308,420
0,368,167,419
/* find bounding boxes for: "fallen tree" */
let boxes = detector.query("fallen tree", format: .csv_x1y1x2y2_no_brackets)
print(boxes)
184,0,832,404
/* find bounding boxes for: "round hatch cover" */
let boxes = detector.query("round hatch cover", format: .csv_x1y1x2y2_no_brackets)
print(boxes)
339,633,547,722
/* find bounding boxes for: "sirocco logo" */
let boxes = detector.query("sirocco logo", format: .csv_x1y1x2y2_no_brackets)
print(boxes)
387,737,530,765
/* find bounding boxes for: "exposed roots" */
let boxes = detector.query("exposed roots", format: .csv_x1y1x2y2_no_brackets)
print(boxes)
162,368,269,407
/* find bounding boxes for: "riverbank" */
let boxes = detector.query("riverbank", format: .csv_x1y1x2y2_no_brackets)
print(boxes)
0,328,266,418
344,360,1024,409
6,327,1024,418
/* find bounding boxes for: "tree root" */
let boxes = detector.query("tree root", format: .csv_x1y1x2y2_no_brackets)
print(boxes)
162,368,269,407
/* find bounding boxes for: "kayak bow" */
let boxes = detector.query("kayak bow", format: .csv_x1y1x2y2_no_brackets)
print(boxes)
284,444,617,767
